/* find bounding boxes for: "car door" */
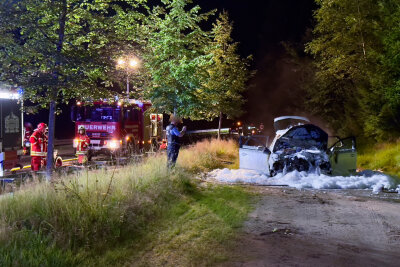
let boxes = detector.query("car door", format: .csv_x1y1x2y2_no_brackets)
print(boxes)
239,136,270,174
329,137,357,176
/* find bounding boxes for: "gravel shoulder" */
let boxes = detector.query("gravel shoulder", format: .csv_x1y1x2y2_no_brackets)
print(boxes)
223,187,400,267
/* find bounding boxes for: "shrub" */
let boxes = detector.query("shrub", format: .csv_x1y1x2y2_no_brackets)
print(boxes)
0,156,191,265
0,138,248,266
178,138,239,173
358,141,400,182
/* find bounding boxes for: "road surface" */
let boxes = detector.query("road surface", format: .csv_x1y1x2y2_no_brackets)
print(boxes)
223,187,400,267
19,139,76,167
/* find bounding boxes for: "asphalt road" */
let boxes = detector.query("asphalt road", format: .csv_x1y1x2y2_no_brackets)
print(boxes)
223,187,400,267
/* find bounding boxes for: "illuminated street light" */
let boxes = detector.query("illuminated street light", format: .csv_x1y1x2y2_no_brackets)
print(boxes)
117,58,125,66
116,56,140,98
129,59,138,67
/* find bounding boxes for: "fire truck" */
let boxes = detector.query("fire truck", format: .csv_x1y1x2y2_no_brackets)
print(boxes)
0,85,23,176
71,99,164,156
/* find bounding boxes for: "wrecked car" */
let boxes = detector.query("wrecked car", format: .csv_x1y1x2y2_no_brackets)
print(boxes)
239,116,357,177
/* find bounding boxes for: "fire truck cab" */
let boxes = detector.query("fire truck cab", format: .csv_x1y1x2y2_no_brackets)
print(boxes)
71,99,163,156
0,85,23,176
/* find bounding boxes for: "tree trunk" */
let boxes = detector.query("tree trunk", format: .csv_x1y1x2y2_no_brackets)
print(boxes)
356,0,367,61
46,100,56,181
46,0,66,181
218,111,223,140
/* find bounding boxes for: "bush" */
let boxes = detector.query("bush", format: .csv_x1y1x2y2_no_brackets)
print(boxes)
0,156,191,265
0,138,249,266
178,138,239,173
358,140,400,182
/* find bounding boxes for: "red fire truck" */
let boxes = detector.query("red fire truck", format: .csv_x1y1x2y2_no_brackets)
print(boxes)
71,99,164,156
0,85,23,176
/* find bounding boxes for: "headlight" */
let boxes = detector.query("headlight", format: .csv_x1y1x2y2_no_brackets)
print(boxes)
107,140,120,149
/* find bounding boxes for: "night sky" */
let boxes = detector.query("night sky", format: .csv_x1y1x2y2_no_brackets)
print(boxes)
28,0,317,138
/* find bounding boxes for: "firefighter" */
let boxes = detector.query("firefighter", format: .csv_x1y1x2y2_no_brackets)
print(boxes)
23,122,33,155
75,125,90,164
166,115,186,168
29,123,48,171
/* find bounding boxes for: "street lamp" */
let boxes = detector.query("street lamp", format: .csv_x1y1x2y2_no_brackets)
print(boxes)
116,56,139,98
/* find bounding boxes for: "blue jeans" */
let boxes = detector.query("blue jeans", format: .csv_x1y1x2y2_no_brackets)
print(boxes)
167,144,180,168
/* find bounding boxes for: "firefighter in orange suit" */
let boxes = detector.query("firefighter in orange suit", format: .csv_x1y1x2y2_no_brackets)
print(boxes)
29,123,48,171
75,126,90,164
23,122,33,155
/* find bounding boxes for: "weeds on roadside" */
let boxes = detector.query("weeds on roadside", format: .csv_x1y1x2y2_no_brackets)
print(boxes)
0,157,191,265
178,138,239,172
0,138,250,266
358,141,400,183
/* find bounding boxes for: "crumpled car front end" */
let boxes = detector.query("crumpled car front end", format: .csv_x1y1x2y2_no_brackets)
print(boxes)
269,148,331,176
269,124,332,176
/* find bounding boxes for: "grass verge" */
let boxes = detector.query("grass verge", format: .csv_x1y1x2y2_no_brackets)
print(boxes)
358,140,400,183
178,139,239,172
95,185,252,266
0,138,252,266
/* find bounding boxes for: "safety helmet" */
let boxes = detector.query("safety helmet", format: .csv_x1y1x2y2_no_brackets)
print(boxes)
24,122,33,130
37,123,47,131
78,125,86,133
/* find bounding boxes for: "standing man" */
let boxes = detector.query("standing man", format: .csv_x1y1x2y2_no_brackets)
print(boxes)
166,115,186,168
75,125,91,164
29,123,48,171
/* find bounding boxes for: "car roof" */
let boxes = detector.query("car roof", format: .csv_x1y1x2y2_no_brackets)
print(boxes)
274,116,310,123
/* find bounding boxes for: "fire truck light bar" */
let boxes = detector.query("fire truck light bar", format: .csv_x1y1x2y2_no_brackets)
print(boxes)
0,91,20,99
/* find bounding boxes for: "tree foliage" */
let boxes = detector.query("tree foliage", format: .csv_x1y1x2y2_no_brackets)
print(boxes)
139,2,251,122
139,0,215,119
0,0,146,104
306,0,400,140
203,11,252,123
0,0,252,175
0,0,146,176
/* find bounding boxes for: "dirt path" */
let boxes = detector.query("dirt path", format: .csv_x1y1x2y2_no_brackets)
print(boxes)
223,187,400,267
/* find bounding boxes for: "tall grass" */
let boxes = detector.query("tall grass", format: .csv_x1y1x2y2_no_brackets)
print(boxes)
0,138,251,266
178,138,239,172
358,140,400,182
0,157,192,265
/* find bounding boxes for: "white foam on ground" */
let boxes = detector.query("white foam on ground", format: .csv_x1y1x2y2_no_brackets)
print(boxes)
208,168,397,193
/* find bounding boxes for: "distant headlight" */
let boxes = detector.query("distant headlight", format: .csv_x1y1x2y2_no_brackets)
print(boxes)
107,139,120,149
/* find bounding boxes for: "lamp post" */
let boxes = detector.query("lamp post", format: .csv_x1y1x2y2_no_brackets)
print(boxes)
116,57,139,98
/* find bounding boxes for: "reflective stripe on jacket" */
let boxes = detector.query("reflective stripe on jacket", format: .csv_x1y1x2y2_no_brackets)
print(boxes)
76,134,90,153
29,130,47,157
31,151,46,157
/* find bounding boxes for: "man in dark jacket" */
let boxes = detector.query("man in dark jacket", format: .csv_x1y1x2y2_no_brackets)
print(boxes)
166,115,186,168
